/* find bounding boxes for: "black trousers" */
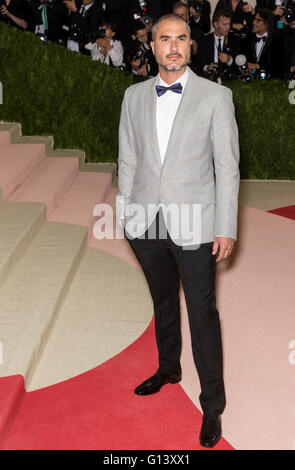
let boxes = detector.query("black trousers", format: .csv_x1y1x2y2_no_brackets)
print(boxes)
126,211,226,417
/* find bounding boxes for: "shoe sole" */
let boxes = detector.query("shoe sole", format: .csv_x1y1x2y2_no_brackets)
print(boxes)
199,435,222,448
134,377,182,395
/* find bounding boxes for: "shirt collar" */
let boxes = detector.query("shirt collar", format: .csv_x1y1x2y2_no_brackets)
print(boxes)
256,32,268,39
157,66,189,90
214,34,224,41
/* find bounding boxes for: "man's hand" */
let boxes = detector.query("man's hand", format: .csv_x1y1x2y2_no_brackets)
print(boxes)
243,3,254,13
291,65,295,73
207,62,218,72
138,63,148,76
232,23,244,30
248,62,259,71
63,0,78,13
218,52,230,64
273,6,285,16
212,237,235,262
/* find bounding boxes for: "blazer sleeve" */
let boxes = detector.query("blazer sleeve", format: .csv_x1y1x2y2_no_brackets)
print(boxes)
117,89,138,222
211,87,240,240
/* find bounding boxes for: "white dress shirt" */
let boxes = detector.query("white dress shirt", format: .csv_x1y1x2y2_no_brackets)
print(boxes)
156,67,189,164
255,33,268,62
203,34,233,72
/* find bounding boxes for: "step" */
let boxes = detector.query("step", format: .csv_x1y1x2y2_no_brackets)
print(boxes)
29,247,153,391
0,201,46,286
0,131,12,146
48,172,113,239
0,221,87,385
7,157,79,216
0,143,46,199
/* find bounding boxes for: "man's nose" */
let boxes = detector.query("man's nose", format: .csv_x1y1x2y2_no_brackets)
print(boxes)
171,40,178,51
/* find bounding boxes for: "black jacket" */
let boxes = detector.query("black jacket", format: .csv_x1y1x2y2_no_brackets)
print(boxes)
195,31,242,73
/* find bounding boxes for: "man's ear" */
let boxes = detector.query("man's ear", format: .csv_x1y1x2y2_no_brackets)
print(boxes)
150,41,155,55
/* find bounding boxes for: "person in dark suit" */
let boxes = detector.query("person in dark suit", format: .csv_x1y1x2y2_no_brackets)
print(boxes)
243,8,281,76
189,0,211,38
63,0,105,53
28,0,68,42
214,0,254,33
195,8,242,75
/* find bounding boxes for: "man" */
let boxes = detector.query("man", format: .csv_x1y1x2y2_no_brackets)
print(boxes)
28,0,67,43
127,19,158,75
172,2,198,60
117,14,240,448
63,0,105,53
214,0,254,32
243,8,280,76
188,0,211,40
196,8,242,76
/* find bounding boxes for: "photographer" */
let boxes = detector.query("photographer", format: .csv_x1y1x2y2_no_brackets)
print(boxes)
188,0,211,39
125,39,152,76
127,19,158,75
196,8,242,77
63,0,105,52
28,0,67,42
90,21,124,66
172,2,198,56
0,0,29,29
214,0,254,33
243,8,281,76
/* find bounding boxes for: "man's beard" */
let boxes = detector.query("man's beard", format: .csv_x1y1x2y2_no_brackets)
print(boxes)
156,53,191,72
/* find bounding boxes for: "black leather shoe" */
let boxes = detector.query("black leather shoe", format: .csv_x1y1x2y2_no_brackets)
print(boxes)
199,415,222,448
134,371,182,396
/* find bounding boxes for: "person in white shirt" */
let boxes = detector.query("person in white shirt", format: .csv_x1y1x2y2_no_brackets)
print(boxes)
117,13,239,449
91,22,124,67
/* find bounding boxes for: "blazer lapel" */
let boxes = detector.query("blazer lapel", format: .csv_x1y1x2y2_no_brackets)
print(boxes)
162,68,195,168
144,76,162,170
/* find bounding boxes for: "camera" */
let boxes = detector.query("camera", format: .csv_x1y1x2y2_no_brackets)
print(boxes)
91,26,106,41
187,0,204,14
283,0,295,23
128,38,148,67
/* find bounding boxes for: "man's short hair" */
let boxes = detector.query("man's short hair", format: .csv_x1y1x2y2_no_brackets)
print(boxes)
151,13,191,41
255,8,274,32
212,8,231,24
130,19,147,36
173,1,189,13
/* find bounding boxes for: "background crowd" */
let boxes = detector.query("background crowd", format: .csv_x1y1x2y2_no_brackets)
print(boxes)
0,0,294,79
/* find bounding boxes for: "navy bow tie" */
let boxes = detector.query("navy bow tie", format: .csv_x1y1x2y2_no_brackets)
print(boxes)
156,82,183,97
255,35,267,43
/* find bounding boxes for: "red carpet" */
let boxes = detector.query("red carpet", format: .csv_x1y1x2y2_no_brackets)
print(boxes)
268,204,295,220
2,205,293,450
0,318,233,450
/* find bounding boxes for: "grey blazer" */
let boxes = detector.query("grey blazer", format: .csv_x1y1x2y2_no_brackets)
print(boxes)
117,67,240,246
